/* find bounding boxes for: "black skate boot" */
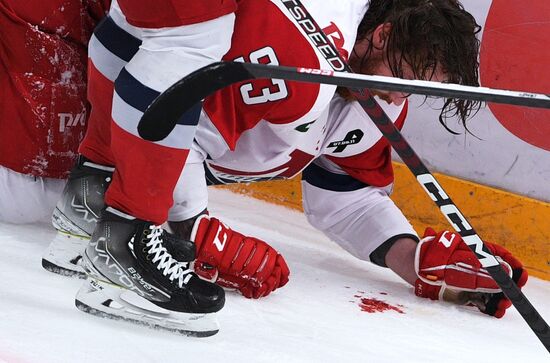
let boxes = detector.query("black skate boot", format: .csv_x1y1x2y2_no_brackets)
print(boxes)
42,156,113,276
75,207,225,336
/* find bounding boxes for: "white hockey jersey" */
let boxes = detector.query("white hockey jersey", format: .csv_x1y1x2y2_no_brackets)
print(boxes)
172,0,419,265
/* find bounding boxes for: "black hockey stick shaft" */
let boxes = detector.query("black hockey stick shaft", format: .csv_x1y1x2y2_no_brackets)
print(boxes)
283,0,550,351
139,62,550,141
137,62,550,140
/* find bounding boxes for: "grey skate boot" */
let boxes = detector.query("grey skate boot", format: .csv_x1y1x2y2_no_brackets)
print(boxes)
76,207,225,336
42,156,113,276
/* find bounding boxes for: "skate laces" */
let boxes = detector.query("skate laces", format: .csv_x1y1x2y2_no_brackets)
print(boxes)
145,225,194,288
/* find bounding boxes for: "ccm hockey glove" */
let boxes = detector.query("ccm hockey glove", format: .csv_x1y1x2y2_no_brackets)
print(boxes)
414,228,528,318
190,215,290,299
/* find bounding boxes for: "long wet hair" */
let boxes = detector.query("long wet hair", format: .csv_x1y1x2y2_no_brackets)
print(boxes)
354,0,482,133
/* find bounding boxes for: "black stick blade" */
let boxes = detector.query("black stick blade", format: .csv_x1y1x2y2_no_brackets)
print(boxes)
137,62,253,142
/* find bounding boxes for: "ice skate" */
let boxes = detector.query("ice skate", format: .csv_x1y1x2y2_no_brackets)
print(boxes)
75,207,224,336
42,156,113,276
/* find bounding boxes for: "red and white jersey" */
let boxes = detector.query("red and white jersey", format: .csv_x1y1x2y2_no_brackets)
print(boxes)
198,0,404,188
179,0,417,263
199,94,406,187
191,93,414,265
0,0,109,179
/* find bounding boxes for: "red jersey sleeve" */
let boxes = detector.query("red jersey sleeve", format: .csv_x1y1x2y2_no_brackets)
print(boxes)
326,101,408,187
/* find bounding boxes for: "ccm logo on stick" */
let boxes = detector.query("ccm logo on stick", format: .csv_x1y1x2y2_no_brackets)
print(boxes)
417,173,472,232
417,173,499,267
299,68,333,76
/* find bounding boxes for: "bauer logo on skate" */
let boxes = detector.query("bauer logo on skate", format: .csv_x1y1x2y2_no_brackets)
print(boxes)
128,267,157,295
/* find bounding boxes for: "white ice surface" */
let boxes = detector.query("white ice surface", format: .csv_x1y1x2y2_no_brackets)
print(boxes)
1,188,549,363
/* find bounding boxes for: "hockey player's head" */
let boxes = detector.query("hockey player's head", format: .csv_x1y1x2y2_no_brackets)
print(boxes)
352,0,481,133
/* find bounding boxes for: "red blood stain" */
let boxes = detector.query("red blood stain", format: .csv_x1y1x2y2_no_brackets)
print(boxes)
358,297,405,314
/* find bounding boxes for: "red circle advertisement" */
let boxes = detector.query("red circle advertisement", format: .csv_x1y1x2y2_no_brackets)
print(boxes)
480,1,550,151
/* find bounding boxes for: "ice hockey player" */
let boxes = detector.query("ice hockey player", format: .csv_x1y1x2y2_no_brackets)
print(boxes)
44,0,527,335
43,0,238,336
0,0,109,223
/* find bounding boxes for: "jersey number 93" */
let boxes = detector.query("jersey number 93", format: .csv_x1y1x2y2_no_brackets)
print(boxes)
235,47,289,105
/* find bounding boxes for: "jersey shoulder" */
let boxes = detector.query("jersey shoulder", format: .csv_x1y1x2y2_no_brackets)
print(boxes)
203,0,368,149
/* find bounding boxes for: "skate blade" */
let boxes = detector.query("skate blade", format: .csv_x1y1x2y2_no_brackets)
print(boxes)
75,278,219,337
42,258,85,278
42,231,88,278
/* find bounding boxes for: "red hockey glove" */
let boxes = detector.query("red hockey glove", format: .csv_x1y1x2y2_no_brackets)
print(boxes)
190,215,290,299
414,228,528,318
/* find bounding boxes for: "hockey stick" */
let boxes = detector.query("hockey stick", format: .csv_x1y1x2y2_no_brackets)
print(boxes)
138,62,550,141
136,4,550,352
